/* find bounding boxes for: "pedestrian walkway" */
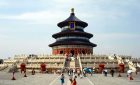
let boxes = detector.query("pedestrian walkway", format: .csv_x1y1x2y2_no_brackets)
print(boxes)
0,72,140,85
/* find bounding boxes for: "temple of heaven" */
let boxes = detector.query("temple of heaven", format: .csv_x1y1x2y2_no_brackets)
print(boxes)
1,8,140,74
49,8,97,56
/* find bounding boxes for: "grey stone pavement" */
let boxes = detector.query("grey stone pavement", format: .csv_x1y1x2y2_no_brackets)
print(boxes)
0,72,140,85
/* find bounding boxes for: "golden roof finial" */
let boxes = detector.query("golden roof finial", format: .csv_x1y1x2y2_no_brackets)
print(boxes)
71,8,74,13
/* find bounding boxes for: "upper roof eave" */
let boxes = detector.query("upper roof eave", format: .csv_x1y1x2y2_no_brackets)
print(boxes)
57,13,88,28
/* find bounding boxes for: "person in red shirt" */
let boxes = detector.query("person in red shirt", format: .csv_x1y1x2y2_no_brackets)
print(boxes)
72,76,77,85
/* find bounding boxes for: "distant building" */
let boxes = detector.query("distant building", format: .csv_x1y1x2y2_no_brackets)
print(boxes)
0,59,3,64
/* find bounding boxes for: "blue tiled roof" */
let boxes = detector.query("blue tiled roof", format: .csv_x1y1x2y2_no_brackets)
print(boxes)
57,13,88,28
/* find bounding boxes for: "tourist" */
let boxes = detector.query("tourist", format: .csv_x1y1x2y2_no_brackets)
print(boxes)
127,69,131,77
127,69,133,80
72,76,77,85
110,68,115,77
60,73,65,85
73,69,76,75
102,70,105,76
135,68,138,75
68,69,70,76
80,73,83,78
83,70,86,77
32,68,35,75
103,69,108,77
69,69,73,76
89,68,93,76
69,75,73,83
77,69,80,76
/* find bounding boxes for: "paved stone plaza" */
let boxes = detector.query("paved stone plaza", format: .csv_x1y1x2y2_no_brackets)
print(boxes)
0,72,140,85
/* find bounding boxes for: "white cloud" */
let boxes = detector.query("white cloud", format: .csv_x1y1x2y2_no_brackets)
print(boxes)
0,9,93,24
0,0,128,24
0,1,9,7
93,33,140,41
52,0,86,5
0,10,66,24
92,33,140,57
0,8,127,25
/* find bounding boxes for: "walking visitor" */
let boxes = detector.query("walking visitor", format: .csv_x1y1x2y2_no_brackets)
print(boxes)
60,73,65,85
110,68,115,77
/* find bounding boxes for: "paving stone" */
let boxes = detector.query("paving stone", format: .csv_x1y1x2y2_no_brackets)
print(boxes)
0,72,140,85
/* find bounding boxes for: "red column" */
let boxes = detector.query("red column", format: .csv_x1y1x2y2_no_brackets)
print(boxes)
119,64,125,73
63,49,65,54
55,49,57,54
85,49,86,54
79,48,82,54
74,48,76,56
75,48,78,56
86,49,88,54
40,63,46,73
58,49,60,54
20,63,26,73
99,64,105,73
56,49,58,54
68,48,70,54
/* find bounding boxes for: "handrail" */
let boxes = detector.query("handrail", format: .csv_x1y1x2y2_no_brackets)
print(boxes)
77,54,83,72
125,59,136,72
62,57,66,69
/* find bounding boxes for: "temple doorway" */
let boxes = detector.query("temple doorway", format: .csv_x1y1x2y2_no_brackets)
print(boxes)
70,50,74,56
82,50,85,54
60,51,63,54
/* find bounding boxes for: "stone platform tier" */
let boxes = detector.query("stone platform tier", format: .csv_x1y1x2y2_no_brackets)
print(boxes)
3,54,66,72
1,54,140,73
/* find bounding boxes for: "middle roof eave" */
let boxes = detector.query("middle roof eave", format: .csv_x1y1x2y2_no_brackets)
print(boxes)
52,31,93,39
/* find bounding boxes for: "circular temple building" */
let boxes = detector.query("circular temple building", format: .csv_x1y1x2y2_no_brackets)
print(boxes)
1,9,140,73
49,8,97,56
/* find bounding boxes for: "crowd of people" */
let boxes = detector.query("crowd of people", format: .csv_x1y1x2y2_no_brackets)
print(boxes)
60,73,77,85
60,68,116,85
59,67,137,85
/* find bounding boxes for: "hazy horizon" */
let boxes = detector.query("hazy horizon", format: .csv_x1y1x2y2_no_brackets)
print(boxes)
0,0,140,59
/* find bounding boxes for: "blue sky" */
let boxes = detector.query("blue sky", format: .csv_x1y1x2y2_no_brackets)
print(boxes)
0,0,140,59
